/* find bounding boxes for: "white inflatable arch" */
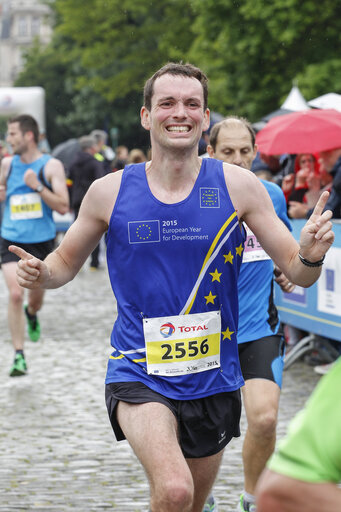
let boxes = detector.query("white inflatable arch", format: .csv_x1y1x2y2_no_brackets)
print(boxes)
0,86,45,132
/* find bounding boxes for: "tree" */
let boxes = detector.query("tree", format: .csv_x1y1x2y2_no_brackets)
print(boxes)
54,0,195,102
188,0,341,120
15,38,76,146
15,37,148,149
17,0,341,144
16,0,196,149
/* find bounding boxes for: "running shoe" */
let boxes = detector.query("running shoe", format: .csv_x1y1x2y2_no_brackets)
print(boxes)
24,305,41,342
237,494,257,512
314,361,336,375
203,494,218,511
9,353,27,377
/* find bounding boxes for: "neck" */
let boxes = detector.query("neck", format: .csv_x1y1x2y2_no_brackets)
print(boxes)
146,150,202,204
19,147,42,164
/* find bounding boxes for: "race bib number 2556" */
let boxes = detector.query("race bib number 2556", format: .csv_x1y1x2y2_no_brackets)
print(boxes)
143,310,221,376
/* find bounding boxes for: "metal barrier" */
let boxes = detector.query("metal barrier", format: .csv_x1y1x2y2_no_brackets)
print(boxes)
274,219,341,368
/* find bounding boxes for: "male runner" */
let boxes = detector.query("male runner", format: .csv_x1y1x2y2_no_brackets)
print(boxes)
10,63,334,512
207,116,293,512
0,114,69,376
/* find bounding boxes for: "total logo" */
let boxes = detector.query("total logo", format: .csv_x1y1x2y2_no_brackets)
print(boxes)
160,322,208,338
160,322,175,338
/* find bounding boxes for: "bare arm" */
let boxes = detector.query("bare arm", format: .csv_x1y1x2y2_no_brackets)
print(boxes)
10,172,122,289
225,166,334,287
0,156,12,201
24,157,69,214
256,469,341,512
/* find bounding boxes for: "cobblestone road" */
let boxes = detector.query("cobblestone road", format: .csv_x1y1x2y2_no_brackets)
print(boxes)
0,262,321,511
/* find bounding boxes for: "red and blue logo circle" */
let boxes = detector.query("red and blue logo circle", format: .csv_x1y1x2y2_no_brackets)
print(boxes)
160,322,175,338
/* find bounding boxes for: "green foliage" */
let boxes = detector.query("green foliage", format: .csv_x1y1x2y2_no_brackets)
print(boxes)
296,60,341,101
15,37,84,145
189,0,341,120
54,0,195,102
15,36,147,148
15,0,341,148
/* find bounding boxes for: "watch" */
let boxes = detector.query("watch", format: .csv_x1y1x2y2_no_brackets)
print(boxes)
35,183,44,193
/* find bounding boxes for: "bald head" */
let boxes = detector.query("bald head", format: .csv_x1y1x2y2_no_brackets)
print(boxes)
207,116,257,170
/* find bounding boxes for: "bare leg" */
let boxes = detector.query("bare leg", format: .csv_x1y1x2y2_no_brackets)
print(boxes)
187,450,225,511
117,401,193,511
2,262,25,351
242,379,280,494
117,400,225,511
27,287,45,315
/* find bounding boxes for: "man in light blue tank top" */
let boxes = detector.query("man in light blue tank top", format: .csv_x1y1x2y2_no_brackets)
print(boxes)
207,117,294,512
9,65,334,512
0,115,69,377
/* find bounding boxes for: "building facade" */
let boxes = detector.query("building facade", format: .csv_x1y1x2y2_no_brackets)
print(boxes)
0,0,53,86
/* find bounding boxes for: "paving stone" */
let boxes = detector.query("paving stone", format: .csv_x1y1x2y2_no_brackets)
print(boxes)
0,263,321,510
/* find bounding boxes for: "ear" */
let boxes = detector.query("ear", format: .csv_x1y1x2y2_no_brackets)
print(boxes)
253,143,258,160
206,145,214,158
141,106,151,131
202,108,210,133
25,130,34,142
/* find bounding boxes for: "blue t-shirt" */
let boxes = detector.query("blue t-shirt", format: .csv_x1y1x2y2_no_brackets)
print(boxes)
1,154,55,243
237,180,291,343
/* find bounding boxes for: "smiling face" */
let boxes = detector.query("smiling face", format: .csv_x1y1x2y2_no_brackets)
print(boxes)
207,121,257,170
141,74,210,154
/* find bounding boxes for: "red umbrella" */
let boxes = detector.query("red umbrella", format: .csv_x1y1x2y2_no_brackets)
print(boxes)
255,109,341,155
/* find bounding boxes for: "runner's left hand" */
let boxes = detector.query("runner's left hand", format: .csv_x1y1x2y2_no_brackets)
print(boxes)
299,191,334,262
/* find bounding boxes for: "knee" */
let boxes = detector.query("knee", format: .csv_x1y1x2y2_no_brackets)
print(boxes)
9,286,24,307
152,476,193,511
249,408,278,438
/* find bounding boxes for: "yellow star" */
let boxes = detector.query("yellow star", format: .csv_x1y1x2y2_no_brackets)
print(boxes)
236,244,244,257
222,326,234,340
204,291,216,305
209,268,222,282
223,251,234,264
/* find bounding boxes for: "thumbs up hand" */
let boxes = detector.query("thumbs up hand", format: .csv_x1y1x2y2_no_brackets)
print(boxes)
9,245,50,289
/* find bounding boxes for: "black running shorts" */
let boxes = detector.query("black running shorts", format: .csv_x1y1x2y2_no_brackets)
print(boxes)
105,381,241,458
238,334,286,388
0,237,55,265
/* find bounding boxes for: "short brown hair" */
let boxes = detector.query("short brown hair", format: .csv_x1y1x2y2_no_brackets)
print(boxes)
8,114,40,144
143,62,208,111
209,116,256,151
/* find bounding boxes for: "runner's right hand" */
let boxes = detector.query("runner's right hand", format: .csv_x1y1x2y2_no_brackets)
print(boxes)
9,245,50,289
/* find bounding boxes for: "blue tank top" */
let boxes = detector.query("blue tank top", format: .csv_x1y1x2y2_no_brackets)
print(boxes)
237,180,291,343
105,158,245,400
1,154,56,243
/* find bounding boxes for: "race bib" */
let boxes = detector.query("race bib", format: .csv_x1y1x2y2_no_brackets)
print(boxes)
242,224,271,263
143,310,221,376
10,193,43,220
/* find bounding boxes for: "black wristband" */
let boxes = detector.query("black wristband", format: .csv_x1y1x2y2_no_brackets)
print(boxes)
298,253,325,267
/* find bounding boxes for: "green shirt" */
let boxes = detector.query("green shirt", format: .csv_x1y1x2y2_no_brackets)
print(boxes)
268,358,341,483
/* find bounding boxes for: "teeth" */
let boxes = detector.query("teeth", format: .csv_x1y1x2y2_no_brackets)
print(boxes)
167,126,189,132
